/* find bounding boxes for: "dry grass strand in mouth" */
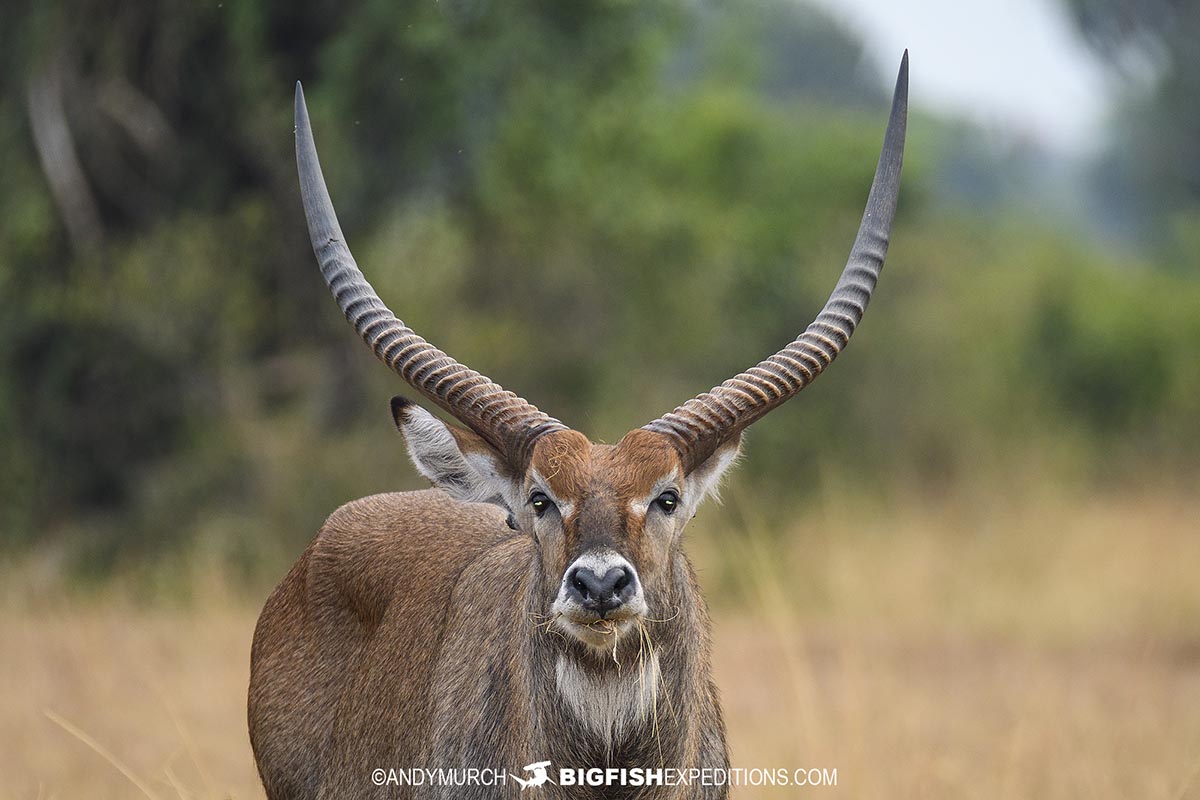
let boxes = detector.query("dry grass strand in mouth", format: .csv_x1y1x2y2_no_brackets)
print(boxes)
577,618,622,665
583,619,618,636
528,612,631,659
642,608,681,625
527,611,569,643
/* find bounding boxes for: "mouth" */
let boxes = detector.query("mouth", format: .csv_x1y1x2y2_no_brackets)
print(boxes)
554,609,643,649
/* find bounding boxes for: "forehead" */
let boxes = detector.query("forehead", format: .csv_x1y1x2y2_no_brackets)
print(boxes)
529,429,681,499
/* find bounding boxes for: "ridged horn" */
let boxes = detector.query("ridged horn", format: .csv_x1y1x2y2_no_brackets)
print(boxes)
294,83,566,470
643,51,909,473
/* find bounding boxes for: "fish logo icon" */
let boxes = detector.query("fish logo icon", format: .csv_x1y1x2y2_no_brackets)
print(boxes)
510,761,553,791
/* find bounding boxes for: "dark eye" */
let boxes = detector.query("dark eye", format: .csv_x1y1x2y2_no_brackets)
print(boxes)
529,491,554,517
654,490,679,515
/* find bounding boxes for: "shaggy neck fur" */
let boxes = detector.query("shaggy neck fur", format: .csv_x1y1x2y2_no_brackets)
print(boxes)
555,649,661,745
524,547,714,777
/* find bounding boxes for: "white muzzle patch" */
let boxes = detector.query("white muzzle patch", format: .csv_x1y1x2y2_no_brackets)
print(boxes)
550,549,648,648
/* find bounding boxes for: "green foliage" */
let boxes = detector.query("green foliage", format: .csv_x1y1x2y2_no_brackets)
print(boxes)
1,0,1198,577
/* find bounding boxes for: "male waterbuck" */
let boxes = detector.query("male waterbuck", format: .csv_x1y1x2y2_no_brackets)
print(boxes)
249,53,908,799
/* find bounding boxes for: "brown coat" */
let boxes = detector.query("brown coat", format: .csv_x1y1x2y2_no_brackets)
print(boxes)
249,488,729,799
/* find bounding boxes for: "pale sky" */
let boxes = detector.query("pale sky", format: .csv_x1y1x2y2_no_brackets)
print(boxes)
808,0,1113,154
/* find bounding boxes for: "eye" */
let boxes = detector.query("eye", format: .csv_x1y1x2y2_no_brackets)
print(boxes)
654,490,679,515
529,491,555,518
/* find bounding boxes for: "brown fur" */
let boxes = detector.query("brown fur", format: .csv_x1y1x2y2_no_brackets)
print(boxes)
249,429,732,799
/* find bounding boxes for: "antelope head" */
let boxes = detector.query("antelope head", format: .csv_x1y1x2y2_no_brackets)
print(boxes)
293,53,907,654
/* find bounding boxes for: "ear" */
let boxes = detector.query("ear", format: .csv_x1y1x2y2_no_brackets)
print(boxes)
684,434,743,508
390,396,519,509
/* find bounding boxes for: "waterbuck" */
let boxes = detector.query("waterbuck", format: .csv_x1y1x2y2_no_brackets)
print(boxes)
249,53,908,799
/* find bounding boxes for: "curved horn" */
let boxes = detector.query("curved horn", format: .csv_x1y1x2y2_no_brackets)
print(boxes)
644,51,909,473
294,83,566,469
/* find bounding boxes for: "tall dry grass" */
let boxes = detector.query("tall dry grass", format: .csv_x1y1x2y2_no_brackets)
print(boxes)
3,489,1199,798
700,489,1200,799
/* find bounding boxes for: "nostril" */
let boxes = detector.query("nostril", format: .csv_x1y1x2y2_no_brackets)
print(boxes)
571,574,590,599
612,568,631,594
595,567,634,606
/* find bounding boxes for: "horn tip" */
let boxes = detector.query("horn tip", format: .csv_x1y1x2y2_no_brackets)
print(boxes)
294,82,308,131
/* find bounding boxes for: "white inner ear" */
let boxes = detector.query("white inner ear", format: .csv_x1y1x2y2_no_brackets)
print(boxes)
397,405,515,508
683,436,743,513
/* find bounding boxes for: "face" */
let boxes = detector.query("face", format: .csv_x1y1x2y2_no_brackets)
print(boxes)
523,430,687,649
392,401,740,652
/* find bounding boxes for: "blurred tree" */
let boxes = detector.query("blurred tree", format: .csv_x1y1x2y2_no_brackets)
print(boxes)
0,0,1198,576
1064,0,1200,262
0,0,686,555
675,0,884,107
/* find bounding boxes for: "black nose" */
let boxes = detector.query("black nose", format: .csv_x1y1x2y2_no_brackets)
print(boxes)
567,565,637,615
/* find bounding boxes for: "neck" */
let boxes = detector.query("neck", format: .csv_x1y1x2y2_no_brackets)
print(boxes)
554,647,662,746
523,551,710,767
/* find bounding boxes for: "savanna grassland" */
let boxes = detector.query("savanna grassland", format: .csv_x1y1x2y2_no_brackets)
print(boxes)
5,488,1199,800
